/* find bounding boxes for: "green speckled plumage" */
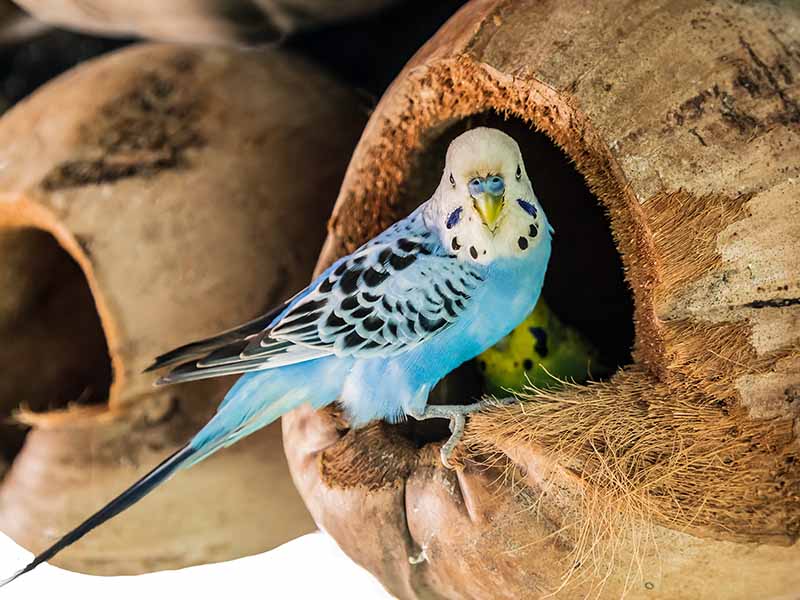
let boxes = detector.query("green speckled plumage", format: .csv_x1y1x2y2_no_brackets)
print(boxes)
478,298,610,395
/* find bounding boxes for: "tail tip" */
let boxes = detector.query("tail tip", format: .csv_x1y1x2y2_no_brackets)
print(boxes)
0,563,34,588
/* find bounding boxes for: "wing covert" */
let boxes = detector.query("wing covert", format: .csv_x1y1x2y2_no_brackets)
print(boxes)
269,210,485,358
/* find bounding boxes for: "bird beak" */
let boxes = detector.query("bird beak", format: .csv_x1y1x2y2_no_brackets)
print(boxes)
473,192,504,232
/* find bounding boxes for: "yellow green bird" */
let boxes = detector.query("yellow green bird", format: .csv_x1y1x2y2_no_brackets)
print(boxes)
477,298,610,396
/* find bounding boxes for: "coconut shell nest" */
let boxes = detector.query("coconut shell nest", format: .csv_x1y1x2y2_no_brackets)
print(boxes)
283,1,800,598
0,43,365,574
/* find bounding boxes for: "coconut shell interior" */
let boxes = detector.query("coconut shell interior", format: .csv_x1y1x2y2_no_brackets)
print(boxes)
0,227,111,464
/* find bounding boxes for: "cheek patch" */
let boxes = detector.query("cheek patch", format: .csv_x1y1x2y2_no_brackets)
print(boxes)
517,198,537,218
446,207,463,229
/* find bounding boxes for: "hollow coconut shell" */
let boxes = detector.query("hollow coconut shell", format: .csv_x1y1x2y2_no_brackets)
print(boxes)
11,0,400,45
0,43,365,574
282,1,800,598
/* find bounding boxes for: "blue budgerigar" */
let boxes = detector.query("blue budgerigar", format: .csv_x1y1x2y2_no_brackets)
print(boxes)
2,127,552,586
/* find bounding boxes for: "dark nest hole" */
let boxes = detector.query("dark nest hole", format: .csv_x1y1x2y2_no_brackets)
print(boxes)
392,113,635,446
0,227,111,471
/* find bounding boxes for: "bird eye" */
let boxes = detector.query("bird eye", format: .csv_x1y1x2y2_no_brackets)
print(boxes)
449,173,456,188
516,165,522,180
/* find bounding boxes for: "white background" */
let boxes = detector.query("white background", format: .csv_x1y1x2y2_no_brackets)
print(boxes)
0,531,393,599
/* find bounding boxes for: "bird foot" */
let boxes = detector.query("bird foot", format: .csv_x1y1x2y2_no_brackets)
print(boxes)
411,400,507,469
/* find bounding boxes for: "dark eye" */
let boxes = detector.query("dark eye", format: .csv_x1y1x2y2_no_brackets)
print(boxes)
516,165,522,180
449,173,456,187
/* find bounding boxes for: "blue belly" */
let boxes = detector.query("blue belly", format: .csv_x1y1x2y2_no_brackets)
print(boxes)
339,247,550,425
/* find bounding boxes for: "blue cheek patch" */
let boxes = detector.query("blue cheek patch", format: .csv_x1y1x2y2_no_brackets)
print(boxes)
517,198,538,218
446,207,463,229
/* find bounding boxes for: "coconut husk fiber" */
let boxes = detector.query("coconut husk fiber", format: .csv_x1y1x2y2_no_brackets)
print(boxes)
0,43,366,574
282,1,800,598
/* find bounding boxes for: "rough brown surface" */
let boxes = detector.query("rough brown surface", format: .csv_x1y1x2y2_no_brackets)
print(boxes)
283,1,800,598
0,43,365,574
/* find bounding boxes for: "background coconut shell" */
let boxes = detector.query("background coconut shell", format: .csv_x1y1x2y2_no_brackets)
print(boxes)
0,0,44,44
283,0,800,598
10,0,400,45
0,42,365,574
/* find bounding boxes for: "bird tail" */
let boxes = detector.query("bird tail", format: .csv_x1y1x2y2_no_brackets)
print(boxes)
1,360,344,588
0,444,196,588
181,365,335,468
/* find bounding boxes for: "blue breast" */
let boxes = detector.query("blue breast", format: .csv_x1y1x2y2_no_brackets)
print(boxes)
405,241,550,385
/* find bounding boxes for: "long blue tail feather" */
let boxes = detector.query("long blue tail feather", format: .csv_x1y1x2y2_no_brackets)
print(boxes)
1,361,345,588
0,445,197,588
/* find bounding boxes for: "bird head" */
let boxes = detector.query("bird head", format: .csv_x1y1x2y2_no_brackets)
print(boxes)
426,127,552,264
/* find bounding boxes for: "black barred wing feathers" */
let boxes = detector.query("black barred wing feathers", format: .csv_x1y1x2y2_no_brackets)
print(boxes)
265,212,484,357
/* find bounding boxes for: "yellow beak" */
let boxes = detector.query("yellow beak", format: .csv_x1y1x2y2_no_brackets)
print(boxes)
473,192,504,231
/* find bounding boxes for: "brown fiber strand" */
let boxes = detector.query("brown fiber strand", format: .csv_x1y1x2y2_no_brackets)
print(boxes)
465,368,799,550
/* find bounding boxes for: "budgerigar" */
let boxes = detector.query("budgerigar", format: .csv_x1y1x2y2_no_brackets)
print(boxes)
1,127,552,586
478,297,610,396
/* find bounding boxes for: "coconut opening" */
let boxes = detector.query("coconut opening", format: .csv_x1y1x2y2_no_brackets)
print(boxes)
390,112,635,446
0,227,112,469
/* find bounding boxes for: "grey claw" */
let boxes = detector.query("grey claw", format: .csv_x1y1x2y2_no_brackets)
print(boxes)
411,401,501,469
440,414,465,469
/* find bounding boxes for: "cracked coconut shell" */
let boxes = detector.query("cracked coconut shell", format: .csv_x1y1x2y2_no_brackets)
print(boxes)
282,1,800,598
0,42,365,574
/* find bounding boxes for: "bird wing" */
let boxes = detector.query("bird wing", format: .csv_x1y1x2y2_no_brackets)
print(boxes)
151,208,484,384
261,209,485,358
145,299,294,372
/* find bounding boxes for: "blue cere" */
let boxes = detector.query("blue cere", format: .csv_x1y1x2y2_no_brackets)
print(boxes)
485,175,505,196
468,177,484,197
517,198,537,217
446,207,463,229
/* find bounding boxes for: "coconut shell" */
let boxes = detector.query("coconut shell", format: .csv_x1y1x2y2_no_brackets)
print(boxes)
283,1,800,598
11,0,399,44
0,0,43,44
0,43,365,574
